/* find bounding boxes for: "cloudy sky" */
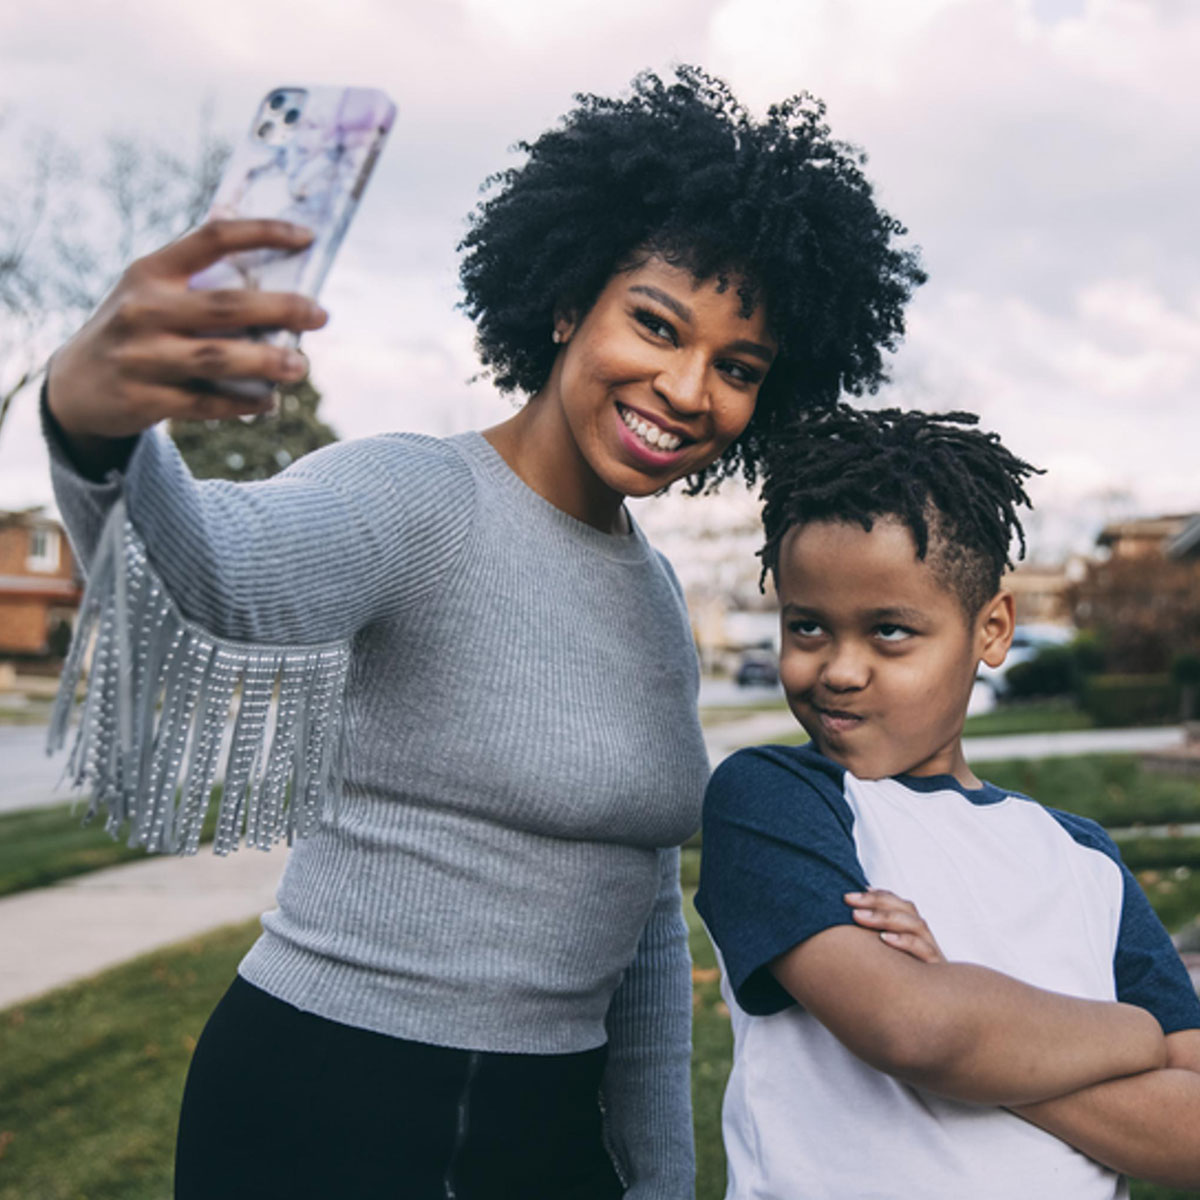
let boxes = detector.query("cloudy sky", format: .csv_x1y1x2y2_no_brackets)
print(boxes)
1,0,1196,561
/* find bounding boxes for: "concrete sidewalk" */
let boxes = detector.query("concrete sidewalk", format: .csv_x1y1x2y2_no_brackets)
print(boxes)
0,846,285,1010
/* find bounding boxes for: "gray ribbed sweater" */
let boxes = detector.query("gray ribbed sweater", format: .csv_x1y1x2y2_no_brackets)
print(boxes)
47,419,709,1198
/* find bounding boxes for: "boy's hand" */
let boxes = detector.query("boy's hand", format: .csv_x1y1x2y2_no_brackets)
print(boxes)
845,889,946,965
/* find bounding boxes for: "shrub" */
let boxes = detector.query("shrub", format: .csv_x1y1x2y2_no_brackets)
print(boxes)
1081,674,1179,727
1005,646,1079,699
1004,634,1105,700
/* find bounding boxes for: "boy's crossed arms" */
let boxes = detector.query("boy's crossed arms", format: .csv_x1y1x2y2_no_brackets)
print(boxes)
793,886,1200,1189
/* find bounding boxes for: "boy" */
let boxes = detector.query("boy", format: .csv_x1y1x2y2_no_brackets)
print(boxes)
696,406,1200,1199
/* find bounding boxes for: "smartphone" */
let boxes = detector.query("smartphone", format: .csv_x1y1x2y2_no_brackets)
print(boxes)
190,85,396,400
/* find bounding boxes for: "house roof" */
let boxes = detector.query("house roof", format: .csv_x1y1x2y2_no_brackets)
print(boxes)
0,506,59,531
1168,515,1200,559
1096,513,1197,548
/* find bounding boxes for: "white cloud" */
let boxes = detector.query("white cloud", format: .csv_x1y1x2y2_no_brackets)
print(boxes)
889,277,1200,544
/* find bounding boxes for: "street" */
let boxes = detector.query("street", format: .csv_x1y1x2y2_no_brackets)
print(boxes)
0,722,66,814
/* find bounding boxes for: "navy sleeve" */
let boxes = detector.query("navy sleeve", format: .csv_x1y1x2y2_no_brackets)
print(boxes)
1049,809,1200,1035
696,744,869,1016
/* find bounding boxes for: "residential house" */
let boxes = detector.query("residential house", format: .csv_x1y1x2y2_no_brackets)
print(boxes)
1004,560,1079,627
0,508,82,658
1096,513,1198,561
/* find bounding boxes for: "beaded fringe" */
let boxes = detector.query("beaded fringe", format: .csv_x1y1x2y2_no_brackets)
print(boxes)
47,500,350,855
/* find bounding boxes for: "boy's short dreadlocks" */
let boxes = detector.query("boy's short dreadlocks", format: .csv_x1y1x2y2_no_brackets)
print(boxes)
458,66,925,491
759,405,1041,616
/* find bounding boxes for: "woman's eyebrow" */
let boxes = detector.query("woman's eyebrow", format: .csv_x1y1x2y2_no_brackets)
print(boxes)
630,284,692,321
727,338,775,364
629,284,776,362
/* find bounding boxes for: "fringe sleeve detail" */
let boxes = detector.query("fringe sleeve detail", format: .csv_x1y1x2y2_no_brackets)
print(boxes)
47,499,351,856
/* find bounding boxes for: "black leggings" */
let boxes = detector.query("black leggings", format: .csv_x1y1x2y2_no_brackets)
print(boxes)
175,975,625,1200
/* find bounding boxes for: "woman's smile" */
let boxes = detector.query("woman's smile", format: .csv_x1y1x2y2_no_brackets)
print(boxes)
615,401,688,459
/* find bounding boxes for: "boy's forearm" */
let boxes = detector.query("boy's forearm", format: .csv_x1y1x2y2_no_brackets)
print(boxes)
773,927,1167,1107
1013,1067,1200,1188
889,962,1166,1105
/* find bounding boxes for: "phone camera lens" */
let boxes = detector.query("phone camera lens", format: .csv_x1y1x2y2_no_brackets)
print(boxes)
257,121,275,139
284,108,301,125
269,93,286,109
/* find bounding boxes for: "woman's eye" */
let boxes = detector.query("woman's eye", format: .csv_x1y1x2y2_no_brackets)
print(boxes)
634,309,676,343
718,359,763,386
876,624,913,643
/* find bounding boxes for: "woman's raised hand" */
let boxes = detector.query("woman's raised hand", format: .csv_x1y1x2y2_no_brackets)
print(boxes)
46,219,330,442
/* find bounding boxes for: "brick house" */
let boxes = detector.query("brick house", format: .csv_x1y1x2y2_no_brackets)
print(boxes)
0,508,82,658
1096,513,1198,561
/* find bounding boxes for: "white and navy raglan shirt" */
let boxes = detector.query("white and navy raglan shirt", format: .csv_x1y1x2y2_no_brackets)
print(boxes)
696,743,1200,1200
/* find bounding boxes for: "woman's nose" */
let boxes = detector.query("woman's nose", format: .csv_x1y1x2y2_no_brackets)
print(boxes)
653,353,709,416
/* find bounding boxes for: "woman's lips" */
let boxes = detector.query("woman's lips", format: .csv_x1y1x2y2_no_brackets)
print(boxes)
614,402,690,466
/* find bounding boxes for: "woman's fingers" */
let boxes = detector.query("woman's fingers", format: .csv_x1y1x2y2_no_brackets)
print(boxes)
145,219,315,279
163,288,329,336
132,382,278,424
46,221,326,447
124,333,310,388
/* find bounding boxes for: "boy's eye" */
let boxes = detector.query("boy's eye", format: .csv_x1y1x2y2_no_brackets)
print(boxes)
875,624,914,643
787,619,824,638
634,308,676,343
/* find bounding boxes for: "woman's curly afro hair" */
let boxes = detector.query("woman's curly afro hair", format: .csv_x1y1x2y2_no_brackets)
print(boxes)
458,65,927,490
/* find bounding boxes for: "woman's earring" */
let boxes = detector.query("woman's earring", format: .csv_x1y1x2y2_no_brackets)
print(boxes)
552,329,564,344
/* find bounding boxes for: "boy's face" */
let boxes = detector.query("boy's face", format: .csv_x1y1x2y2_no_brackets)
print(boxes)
776,517,1013,784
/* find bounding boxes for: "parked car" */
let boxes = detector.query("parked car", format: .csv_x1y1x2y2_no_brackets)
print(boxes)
735,649,779,688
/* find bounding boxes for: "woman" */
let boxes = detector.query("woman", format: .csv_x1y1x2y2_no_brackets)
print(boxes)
43,68,922,1198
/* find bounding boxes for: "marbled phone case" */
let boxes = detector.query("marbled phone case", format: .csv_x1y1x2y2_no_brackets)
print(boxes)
191,85,396,351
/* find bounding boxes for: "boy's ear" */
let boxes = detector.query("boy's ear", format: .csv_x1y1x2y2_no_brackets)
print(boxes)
978,590,1016,669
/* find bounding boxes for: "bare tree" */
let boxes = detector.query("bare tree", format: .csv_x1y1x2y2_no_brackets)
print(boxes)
0,117,74,429
0,113,229,439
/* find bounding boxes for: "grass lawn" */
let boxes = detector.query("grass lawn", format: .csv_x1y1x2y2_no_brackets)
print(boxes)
961,699,1096,737
972,754,1200,829
0,803,149,898
687,887,734,1200
0,797,221,899
0,920,256,1200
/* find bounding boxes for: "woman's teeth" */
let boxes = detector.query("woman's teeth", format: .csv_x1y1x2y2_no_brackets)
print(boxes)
620,406,682,452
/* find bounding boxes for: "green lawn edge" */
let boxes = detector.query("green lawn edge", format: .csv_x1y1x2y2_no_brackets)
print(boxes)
0,921,257,1200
